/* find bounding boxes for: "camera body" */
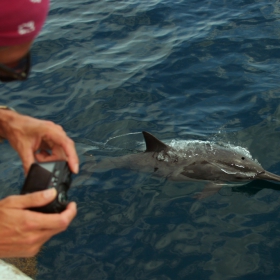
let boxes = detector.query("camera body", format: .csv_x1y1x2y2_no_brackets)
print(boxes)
21,161,72,213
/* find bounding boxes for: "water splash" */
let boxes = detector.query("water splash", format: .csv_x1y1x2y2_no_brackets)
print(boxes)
168,139,257,162
104,132,142,146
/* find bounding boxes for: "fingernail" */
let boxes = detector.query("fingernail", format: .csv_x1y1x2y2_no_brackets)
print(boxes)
74,163,79,174
43,188,56,199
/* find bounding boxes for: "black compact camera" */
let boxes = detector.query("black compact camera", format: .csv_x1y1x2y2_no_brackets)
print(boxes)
21,161,72,213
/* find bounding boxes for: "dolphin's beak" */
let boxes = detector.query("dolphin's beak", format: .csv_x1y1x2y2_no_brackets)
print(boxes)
257,171,280,182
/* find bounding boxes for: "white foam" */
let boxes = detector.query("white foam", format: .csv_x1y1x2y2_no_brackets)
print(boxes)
168,139,258,163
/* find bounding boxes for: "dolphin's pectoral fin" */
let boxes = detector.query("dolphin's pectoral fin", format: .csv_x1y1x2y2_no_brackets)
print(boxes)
181,161,217,181
194,182,223,200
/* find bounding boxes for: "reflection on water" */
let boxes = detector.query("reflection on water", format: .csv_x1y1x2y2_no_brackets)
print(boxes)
53,166,280,280
1,0,280,279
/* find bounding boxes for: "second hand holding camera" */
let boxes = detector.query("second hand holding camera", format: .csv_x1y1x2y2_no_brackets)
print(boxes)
21,161,72,213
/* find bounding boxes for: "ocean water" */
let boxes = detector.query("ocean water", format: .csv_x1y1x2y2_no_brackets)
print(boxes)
1,0,280,279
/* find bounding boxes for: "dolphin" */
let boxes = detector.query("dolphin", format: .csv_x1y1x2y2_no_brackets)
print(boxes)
90,131,280,197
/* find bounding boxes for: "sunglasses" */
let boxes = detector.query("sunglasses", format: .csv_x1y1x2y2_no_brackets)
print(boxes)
0,52,31,82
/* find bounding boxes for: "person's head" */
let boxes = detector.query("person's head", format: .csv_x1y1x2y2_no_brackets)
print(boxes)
0,0,49,82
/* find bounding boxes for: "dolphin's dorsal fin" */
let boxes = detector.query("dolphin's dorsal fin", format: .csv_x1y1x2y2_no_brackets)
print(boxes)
142,131,169,152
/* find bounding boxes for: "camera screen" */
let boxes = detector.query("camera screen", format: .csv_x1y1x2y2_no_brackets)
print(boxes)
39,162,55,173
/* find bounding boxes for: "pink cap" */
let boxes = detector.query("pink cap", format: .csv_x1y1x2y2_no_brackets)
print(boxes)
0,0,49,46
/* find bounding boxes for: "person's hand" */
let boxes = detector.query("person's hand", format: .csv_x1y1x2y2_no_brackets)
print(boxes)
0,109,79,174
0,188,77,258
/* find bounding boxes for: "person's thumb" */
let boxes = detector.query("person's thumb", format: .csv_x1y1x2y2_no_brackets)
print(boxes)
2,188,57,209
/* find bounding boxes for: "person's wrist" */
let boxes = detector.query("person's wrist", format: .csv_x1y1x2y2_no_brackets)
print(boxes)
0,106,15,112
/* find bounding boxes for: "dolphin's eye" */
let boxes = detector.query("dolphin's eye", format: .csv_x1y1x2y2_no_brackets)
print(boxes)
241,157,245,160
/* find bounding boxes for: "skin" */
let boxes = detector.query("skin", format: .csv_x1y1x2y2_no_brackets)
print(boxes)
0,188,76,258
0,42,80,257
0,109,79,175
0,41,32,67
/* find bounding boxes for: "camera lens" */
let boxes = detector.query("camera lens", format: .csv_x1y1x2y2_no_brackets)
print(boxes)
58,191,68,204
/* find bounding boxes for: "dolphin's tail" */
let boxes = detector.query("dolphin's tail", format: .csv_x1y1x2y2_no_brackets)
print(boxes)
258,171,280,182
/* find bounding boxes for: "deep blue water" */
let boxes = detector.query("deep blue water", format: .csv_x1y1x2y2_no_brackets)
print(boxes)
2,0,280,279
